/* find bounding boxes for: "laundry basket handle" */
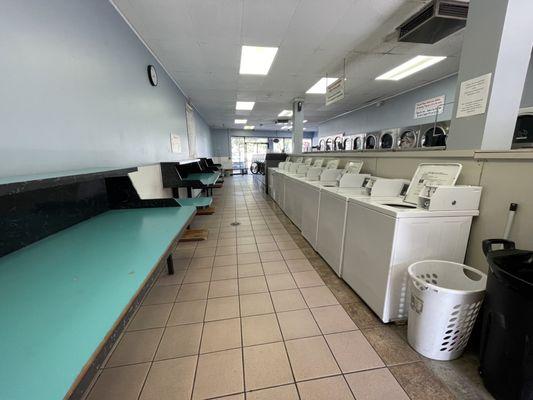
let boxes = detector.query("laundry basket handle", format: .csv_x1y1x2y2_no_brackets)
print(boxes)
482,239,515,256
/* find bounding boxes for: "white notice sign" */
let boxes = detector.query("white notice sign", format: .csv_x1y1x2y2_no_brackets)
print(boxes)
414,95,445,119
456,73,492,118
170,133,182,153
326,78,345,106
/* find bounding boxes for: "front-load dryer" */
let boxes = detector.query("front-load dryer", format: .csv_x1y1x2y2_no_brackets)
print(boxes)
352,134,365,151
397,127,420,150
325,137,333,151
379,129,399,150
318,139,326,151
364,132,379,150
334,136,344,151
343,137,352,151
419,121,449,148
512,107,533,149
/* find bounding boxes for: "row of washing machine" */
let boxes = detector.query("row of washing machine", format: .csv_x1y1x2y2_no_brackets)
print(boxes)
316,120,450,152
269,157,482,323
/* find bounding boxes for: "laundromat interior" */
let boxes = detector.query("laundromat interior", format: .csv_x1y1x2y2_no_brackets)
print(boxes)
2,1,533,399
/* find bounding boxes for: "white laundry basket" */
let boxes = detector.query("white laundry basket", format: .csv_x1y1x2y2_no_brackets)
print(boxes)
407,260,487,361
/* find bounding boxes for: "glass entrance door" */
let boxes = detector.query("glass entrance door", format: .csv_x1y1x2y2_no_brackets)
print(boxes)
230,136,268,173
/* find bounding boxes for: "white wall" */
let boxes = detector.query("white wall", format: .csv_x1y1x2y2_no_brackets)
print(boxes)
0,0,212,178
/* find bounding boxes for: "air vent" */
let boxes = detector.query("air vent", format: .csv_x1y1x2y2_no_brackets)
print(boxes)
438,2,469,18
398,0,468,44
399,5,435,38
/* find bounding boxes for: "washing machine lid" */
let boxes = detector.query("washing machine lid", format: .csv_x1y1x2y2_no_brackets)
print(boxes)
403,163,462,205
312,158,324,167
304,158,313,166
343,160,363,174
325,159,340,169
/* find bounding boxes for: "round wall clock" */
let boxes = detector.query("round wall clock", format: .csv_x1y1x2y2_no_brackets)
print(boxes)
147,65,158,86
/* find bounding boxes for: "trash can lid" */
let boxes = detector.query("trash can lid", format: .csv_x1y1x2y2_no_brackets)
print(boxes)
489,251,533,292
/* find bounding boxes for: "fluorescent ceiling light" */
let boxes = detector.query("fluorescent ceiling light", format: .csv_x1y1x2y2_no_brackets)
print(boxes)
376,55,446,81
234,119,247,124
306,77,339,94
236,101,255,110
303,120,308,123
244,125,255,130
239,45,278,75
278,109,293,117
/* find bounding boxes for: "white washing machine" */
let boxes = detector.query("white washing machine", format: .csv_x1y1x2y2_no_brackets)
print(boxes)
315,176,408,276
340,164,482,323
284,175,306,229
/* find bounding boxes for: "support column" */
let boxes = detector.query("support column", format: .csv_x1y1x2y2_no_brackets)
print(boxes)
448,0,533,150
292,98,304,154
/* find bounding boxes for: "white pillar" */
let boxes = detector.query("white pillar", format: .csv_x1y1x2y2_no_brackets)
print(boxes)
292,98,304,154
448,0,533,150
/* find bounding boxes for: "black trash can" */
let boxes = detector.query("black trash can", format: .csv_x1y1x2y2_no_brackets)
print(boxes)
481,239,533,400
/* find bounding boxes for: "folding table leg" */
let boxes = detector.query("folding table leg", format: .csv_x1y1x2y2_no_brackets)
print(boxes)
166,254,174,275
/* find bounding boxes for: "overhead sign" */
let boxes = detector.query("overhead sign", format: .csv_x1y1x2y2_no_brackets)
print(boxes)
456,73,492,118
414,95,445,119
326,78,345,106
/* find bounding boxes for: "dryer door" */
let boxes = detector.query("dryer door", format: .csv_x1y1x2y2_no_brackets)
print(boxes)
353,136,363,150
365,135,377,149
380,133,394,149
512,114,533,148
398,130,418,149
421,126,447,147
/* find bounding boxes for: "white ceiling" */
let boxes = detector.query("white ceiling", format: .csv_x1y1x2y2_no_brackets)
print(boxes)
113,0,464,131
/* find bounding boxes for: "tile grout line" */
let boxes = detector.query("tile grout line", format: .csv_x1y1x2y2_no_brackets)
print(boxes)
188,262,212,400
263,180,417,400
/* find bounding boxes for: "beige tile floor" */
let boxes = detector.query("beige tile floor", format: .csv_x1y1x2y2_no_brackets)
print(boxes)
84,175,492,400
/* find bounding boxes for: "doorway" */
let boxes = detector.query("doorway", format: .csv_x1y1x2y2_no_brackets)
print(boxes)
230,137,269,173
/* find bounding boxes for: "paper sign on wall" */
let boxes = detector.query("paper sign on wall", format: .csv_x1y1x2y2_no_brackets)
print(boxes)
456,73,492,118
326,78,345,106
170,133,181,153
414,95,445,119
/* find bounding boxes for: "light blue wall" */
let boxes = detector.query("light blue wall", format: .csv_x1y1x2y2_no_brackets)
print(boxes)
318,76,457,137
0,0,212,178
319,66,533,144
211,129,317,157
194,112,213,158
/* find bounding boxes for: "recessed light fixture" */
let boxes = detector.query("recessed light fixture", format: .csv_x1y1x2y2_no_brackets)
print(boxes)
278,109,293,117
375,55,446,81
303,120,308,123
234,119,247,124
306,77,339,94
239,45,279,75
244,125,255,130
236,101,255,110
